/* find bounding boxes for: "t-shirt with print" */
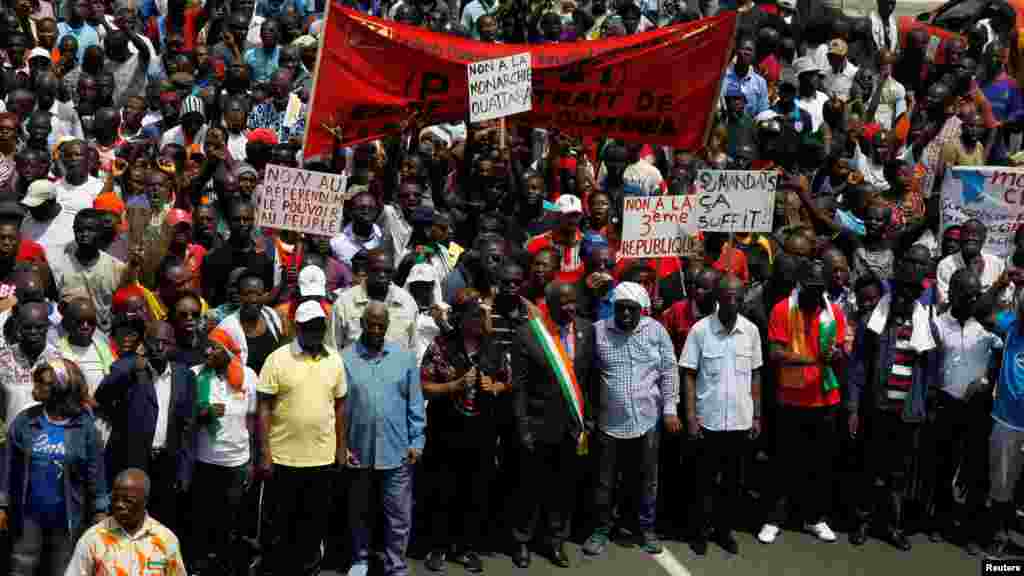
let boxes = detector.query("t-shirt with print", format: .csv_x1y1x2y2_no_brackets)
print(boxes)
995,312,1024,430
194,364,258,467
27,415,67,528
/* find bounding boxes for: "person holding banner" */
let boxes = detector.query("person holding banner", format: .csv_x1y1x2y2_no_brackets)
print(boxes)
936,219,1007,307
511,281,594,569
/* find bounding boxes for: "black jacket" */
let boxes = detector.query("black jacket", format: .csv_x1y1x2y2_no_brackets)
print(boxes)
513,318,595,447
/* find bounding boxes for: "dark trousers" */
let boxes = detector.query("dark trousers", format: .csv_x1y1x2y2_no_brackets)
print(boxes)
190,461,248,570
426,426,496,551
692,429,748,536
147,449,181,535
764,405,839,526
931,390,991,531
264,464,331,576
856,411,918,531
593,428,659,534
513,438,578,546
347,465,414,576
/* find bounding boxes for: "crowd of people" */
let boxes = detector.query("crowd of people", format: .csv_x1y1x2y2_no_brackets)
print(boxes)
0,0,1020,572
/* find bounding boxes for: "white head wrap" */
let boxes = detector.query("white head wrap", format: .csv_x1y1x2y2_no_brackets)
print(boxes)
612,281,651,310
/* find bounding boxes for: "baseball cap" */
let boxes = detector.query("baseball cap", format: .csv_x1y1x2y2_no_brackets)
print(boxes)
299,265,327,298
166,208,193,227
28,47,51,62
554,194,583,215
828,38,849,57
22,180,56,208
295,300,326,324
406,263,437,285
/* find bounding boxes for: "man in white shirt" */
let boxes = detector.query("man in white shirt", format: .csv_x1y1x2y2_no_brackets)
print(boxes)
794,56,830,133
55,296,114,396
20,180,77,254
54,139,104,216
377,182,419,265
936,219,1006,306
873,51,907,131
825,38,859,102
930,268,1002,552
331,189,383,266
681,274,762,556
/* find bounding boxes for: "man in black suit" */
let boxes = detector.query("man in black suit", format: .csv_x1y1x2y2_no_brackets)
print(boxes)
512,281,594,569
95,320,196,533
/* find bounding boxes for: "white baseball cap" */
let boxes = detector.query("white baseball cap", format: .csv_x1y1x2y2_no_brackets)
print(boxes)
22,180,56,208
295,300,326,324
406,263,437,285
555,194,583,215
298,265,327,298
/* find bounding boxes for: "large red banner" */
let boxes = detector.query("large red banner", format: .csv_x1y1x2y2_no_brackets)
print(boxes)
303,5,737,158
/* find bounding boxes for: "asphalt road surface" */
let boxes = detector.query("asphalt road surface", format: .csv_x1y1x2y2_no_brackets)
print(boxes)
323,528,1001,576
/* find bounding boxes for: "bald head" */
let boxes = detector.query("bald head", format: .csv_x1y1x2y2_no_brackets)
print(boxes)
114,468,150,500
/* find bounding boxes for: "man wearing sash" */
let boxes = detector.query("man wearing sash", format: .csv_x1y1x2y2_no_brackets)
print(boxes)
512,281,594,569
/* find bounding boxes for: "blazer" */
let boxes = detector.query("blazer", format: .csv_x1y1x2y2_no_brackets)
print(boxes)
95,355,196,490
513,318,595,447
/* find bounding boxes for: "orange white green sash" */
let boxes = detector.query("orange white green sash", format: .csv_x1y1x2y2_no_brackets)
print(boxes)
526,312,585,431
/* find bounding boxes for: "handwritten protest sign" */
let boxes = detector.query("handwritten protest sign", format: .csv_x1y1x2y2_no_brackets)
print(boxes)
468,53,532,123
620,170,776,258
941,166,1024,258
255,164,347,236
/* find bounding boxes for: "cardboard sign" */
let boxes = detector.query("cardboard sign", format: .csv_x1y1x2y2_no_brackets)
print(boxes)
255,164,347,236
619,171,777,258
303,6,737,156
941,166,1024,258
468,53,532,123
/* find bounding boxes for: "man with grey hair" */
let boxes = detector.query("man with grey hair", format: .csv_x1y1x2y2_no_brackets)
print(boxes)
64,468,188,575
342,301,425,576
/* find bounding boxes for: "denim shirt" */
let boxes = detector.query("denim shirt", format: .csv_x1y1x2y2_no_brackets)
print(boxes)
0,406,109,537
341,341,426,470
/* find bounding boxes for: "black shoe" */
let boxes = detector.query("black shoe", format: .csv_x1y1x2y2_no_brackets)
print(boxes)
850,524,869,546
456,550,483,574
714,531,739,555
549,542,570,568
987,539,1008,559
887,529,912,551
425,550,446,572
967,541,983,557
511,543,530,569
690,537,707,556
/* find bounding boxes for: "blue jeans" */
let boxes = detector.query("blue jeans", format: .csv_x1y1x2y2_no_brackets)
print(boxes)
592,427,660,534
348,464,413,576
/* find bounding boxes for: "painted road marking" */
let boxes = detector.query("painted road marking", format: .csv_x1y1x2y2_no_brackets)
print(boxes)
651,547,693,576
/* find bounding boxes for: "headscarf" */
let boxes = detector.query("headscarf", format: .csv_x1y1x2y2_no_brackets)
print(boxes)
612,281,651,310
196,327,245,438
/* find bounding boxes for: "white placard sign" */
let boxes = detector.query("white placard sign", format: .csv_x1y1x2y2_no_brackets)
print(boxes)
467,52,532,123
620,170,777,258
255,164,346,236
941,166,1024,258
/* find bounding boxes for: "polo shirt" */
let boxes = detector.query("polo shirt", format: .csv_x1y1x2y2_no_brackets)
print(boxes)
767,297,847,408
257,341,347,467
680,312,763,432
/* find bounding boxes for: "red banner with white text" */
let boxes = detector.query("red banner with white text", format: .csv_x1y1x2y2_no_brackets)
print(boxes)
303,6,737,158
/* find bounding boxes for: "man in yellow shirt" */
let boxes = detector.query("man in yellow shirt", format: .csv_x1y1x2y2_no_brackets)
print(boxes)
65,468,187,576
257,300,347,576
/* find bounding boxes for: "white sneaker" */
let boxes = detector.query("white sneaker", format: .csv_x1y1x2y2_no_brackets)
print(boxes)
806,521,837,542
758,524,780,544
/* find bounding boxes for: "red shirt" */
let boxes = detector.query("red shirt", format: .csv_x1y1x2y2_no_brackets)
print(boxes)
613,256,681,281
709,245,750,285
767,299,847,408
527,230,585,284
660,299,699,358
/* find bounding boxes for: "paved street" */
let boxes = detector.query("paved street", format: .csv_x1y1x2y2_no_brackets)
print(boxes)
324,528,997,576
